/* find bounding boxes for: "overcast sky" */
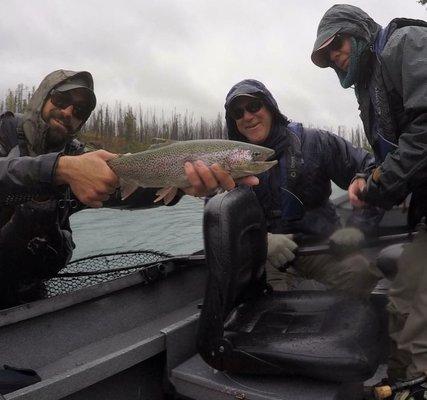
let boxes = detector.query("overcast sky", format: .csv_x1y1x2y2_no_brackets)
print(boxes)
1,0,425,132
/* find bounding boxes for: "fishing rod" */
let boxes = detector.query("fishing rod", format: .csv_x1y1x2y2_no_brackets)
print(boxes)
296,230,417,257
58,231,416,277
370,375,427,399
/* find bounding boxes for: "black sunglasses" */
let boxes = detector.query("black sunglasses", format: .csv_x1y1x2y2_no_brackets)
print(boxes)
50,90,93,120
327,34,345,52
229,99,264,120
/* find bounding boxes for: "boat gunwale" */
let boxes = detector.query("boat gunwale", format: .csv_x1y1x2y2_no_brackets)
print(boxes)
0,254,205,328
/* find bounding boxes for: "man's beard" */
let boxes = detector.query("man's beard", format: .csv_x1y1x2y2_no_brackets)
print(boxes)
45,108,79,150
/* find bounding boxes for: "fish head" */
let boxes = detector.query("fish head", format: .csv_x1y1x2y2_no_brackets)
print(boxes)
226,141,277,177
227,141,275,161
244,142,275,162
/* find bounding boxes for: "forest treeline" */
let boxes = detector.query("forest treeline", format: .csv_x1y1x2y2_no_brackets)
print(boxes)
1,83,371,152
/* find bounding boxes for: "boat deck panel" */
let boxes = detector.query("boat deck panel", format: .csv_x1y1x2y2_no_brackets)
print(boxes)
171,354,364,400
1,263,207,399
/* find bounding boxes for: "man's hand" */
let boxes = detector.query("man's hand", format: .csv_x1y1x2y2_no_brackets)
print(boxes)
329,227,365,256
348,178,368,208
54,150,119,208
265,233,298,270
182,161,259,197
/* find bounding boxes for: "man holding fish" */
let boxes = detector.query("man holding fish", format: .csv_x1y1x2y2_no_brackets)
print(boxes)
223,79,384,297
0,69,257,307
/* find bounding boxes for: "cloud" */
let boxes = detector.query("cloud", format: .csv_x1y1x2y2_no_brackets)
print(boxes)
1,0,425,132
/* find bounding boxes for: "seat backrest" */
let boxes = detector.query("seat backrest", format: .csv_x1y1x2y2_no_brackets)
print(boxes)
197,186,267,363
196,188,382,381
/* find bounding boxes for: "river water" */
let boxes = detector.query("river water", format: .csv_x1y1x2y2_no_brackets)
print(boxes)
70,185,346,260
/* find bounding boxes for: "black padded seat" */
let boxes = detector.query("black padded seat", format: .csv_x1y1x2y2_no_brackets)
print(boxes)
376,243,405,280
198,186,382,383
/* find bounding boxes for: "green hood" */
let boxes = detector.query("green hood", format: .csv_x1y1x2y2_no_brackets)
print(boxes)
311,4,381,68
22,69,94,155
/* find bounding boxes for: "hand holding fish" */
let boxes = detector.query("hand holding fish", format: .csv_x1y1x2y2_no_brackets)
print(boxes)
106,139,276,205
182,161,259,197
54,150,119,208
348,177,368,208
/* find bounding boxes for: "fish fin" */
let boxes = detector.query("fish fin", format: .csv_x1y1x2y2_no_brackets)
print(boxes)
155,187,178,205
120,179,140,200
149,138,178,149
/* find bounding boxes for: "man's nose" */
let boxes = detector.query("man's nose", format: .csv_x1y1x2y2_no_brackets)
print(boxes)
61,105,74,118
329,49,340,63
243,109,254,120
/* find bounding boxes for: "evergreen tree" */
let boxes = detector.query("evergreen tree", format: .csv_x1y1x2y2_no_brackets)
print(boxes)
123,106,137,141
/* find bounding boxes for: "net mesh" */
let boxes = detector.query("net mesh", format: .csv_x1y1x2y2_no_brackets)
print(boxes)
45,249,173,297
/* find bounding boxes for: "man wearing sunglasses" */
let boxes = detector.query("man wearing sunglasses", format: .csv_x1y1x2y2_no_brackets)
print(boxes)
312,4,427,386
224,79,383,298
0,69,250,308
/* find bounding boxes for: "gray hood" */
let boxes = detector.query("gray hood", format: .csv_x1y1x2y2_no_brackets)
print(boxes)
23,69,94,155
311,4,381,68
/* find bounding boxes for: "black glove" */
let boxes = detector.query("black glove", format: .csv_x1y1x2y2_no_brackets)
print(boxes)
0,200,73,280
1,200,59,243
361,173,403,211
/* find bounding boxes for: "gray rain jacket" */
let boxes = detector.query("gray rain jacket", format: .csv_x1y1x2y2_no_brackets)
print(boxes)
0,70,93,304
0,70,93,193
225,79,376,238
312,5,427,213
0,70,160,306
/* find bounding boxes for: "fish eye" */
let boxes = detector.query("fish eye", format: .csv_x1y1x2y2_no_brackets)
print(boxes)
252,151,261,157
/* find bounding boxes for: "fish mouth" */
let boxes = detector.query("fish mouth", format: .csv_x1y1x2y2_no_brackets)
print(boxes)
250,159,278,174
233,159,278,177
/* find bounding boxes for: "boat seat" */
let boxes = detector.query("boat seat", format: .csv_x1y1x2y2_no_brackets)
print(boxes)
376,243,405,280
197,186,382,383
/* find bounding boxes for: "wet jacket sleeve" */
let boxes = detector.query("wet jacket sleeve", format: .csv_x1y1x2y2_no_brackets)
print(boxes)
370,26,427,208
319,130,376,189
0,145,61,192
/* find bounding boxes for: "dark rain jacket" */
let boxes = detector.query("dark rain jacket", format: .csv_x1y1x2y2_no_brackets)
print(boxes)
313,5,427,214
225,79,376,238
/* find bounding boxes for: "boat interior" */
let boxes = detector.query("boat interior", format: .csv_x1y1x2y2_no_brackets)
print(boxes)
0,186,411,400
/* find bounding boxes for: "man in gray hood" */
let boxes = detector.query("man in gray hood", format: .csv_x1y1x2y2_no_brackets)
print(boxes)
0,69,127,307
0,70,116,207
312,4,427,384
0,69,248,308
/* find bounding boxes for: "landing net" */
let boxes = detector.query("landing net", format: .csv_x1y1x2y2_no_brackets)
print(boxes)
45,249,173,297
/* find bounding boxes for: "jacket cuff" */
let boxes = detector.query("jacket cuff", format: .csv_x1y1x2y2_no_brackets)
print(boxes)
40,152,62,184
350,173,369,184
363,174,394,210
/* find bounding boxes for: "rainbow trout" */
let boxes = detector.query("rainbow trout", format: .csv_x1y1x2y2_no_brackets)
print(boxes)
106,139,277,204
